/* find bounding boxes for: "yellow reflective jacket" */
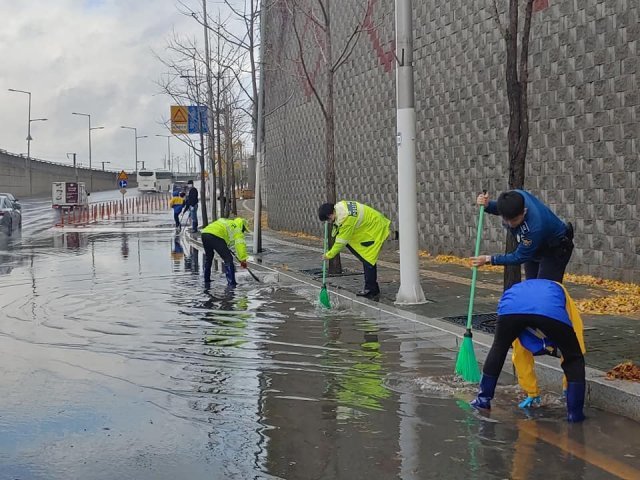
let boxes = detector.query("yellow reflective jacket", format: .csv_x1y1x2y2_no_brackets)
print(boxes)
325,201,390,265
201,217,248,261
513,283,586,397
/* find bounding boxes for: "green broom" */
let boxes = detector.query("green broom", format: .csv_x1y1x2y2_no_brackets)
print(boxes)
319,222,331,308
454,200,485,382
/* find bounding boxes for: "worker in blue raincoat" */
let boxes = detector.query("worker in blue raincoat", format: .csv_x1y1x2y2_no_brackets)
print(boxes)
470,279,586,423
318,201,390,299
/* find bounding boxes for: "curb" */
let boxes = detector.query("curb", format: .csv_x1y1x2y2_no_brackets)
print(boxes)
182,230,640,422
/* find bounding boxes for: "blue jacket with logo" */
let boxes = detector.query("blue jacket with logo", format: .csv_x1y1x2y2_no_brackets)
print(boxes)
487,190,568,266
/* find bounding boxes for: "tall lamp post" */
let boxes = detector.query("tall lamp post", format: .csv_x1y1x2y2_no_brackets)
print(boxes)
155,134,172,171
120,126,147,175
72,112,104,192
101,161,111,171
8,88,47,195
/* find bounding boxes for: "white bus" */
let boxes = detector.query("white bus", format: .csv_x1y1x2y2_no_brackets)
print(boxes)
137,170,174,193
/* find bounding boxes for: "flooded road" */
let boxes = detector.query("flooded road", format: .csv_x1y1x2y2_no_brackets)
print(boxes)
2,194,640,479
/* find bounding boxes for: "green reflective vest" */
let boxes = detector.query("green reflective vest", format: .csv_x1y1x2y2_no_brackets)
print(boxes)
202,218,248,261
325,201,390,265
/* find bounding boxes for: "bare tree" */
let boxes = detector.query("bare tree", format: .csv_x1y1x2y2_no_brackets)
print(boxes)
287,0,369,273
492,0,535,289
154,33,211,225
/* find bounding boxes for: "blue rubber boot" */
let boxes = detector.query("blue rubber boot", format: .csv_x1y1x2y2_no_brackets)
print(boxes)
566,382,586,423
518,396,541,409
470,374,498,410
224,262,237,287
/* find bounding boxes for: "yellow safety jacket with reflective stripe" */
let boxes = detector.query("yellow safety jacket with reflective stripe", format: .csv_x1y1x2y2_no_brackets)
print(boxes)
325,201,390,265
513,283,586,397
201,217,248,261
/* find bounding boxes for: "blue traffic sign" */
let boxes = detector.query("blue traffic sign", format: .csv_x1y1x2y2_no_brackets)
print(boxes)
188,105,208,134
119,180,128,188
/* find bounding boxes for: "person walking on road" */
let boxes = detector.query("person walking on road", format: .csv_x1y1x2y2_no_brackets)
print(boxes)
471,190,574,282
470,279,587,423
169,191,185,231
201,217,249,287
182,180,199,233
318,201,390,299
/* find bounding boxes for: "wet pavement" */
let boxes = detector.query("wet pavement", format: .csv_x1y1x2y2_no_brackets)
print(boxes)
2,193,640,479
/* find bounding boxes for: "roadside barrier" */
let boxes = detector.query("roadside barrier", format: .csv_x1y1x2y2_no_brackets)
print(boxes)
54,192,170,227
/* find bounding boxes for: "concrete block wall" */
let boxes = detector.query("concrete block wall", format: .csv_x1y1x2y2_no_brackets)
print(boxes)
263,0,640,282
0,150,134,198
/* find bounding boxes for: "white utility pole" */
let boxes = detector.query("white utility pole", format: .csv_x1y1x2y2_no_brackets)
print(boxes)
395,0,426,305
252,1,266,254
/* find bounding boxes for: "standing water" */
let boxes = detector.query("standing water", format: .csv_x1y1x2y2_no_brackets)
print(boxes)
1,197,640,479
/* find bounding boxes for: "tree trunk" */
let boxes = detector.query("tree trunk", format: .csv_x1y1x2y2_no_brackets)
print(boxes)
225,104,233,218
325,1,341,275
502,0,534,291
199,133,209,227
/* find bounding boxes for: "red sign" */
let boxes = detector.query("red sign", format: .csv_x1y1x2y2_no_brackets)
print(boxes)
533,0,549,12
66,183,78,204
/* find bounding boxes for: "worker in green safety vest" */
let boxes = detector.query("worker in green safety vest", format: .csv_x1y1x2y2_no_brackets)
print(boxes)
201,217,249,287
318,201,390,299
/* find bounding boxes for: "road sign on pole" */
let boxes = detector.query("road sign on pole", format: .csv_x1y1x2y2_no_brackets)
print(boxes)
118,170,129,181
171,106,189,134
119,179,128,188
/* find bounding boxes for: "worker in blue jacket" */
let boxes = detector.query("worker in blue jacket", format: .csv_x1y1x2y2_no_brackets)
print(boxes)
471,190,574,282
470,279,586,423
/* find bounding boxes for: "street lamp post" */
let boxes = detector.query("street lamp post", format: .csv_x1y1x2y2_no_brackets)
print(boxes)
72,112,104,192
155,134,172,172
101,161,111,171
67,152,78,183
121,126,147,176
8,88,47,195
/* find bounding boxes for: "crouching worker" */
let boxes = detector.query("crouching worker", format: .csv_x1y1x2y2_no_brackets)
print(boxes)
470,279,587,422
201,217,249,287
512,303,586,408
318,201,390,299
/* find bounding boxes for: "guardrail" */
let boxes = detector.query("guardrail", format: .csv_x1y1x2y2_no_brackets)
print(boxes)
55,193,171,227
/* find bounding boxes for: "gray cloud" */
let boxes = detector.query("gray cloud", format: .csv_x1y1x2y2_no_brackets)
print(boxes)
0,0,216,172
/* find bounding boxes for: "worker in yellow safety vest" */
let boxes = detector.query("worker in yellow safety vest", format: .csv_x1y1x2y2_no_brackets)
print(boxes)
318,201,390,299
201,217,249,287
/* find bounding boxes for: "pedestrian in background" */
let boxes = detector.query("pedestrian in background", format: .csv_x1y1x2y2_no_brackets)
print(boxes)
182,180,199,233
169,191,185,231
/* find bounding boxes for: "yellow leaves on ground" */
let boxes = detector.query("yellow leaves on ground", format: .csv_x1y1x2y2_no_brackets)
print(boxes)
279,230,321,241
432,255,640,315
606,361,640,382
575,295,640,315
434,254,503,272
566,274,640,315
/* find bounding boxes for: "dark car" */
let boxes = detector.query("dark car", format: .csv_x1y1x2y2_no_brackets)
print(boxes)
0,195,22,236
0,193,21,210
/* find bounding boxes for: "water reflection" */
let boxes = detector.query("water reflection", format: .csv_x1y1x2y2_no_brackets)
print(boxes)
1,224,640,479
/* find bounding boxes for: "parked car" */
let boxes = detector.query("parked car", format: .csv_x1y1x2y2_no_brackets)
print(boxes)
0,193,21,210
0,194,22,236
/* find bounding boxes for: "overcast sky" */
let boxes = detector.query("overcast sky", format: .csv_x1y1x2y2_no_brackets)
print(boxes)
0,0,231,173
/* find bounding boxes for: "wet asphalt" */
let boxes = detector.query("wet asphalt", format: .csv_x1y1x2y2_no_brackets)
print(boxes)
1,191,640,479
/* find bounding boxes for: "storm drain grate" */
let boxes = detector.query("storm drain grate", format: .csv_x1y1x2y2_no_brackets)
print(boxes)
441,313,498,335
300,267,362,278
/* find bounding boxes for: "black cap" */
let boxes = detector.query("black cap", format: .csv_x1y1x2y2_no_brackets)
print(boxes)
318,203,334,221
187,180,194,185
